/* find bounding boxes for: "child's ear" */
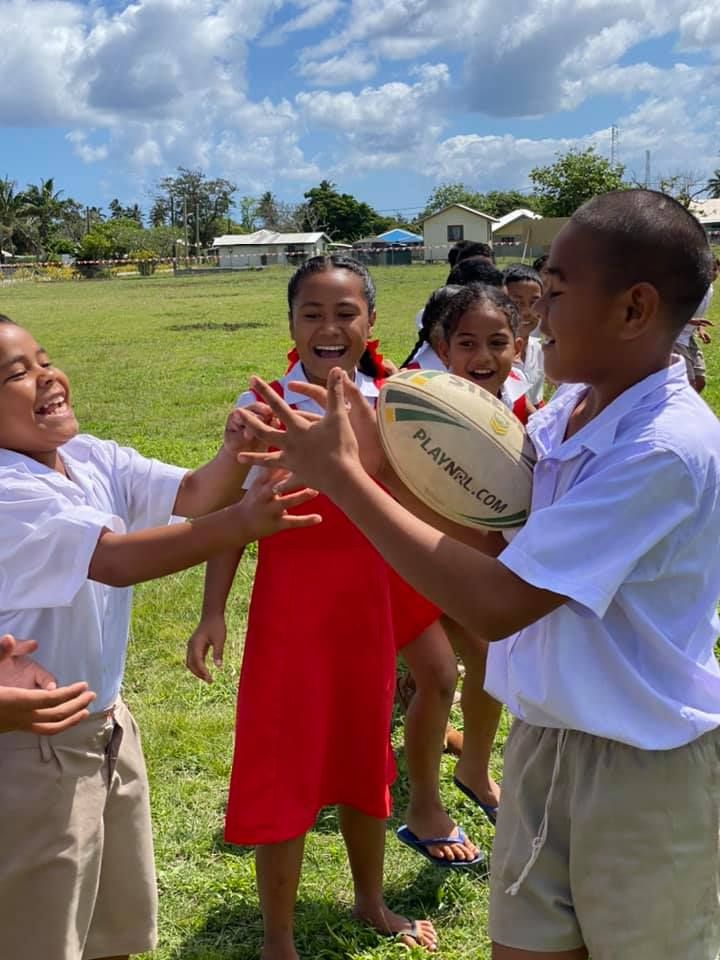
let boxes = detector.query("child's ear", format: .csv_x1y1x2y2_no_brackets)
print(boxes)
620,283,659,340
368,309,377,330
437,338,450,368
514,336,525,360
288,312,295,337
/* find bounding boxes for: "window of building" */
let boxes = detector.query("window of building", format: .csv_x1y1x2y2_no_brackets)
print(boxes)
447,225,464,242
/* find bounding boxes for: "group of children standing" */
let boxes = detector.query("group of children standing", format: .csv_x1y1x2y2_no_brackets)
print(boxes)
1,189,719,960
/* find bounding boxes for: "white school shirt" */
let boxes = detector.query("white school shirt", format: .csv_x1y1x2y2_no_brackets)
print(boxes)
677,284,713,347
513,336,544,405
0,435,186,712
406,342,446,371
486,359,720,749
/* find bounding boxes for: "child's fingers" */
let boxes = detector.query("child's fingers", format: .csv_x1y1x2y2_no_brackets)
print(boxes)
24,685,96,721
237,449,285,466
31,661,61,691
249,377,305,428
278,512,323,529
273,488,319,510
235,408,287,448
325,367,350,417
0,633,16,661
9,638,39,658
286,381,329,409
186,638,212,683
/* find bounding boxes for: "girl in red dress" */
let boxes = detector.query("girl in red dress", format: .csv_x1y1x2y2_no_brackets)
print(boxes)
186,256,473,959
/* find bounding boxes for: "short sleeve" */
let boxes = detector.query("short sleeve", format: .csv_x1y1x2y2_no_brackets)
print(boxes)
112,443,187,531
0,490,123,610
499,448,698,617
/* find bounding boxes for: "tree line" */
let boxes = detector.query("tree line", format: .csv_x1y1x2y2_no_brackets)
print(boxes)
3,148,720,263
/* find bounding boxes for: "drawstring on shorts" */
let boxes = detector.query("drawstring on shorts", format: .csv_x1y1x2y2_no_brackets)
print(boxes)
506,727,568,897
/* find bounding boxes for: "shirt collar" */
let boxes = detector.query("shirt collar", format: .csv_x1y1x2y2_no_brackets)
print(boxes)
280,359,380,406
530,358,690,460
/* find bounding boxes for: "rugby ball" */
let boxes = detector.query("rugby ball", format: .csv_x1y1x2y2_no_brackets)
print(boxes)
377,370,535,529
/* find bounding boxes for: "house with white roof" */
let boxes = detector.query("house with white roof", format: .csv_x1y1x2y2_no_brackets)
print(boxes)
212,230,330,269
421,204,497,262
690,199,720,237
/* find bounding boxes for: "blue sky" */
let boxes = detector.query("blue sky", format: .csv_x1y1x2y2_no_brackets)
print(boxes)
2,0,720,219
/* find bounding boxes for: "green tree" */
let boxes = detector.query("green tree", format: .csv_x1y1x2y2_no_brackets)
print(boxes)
0,177,38,258
419,183,484,219
302,180,391,241
656,171,707,209
19,178,69,253
109,199,144,225
707,169,720,200
257,191,281,229
237,196,259,232
76,218,146,260
529,147,626,217
479,190,541,218
156,167,237,248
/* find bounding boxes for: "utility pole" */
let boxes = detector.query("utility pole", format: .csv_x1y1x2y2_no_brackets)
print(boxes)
183,197,189,266
644,150,651,189
610,125,619,167
195,202,200,255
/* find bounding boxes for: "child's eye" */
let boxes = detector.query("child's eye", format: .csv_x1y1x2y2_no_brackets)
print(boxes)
5,369,26,382
41,362,53,369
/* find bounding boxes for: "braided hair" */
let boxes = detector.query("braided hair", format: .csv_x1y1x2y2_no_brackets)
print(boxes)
401,286,462,367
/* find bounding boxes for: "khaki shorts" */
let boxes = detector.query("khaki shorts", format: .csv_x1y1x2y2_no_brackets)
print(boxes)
490,720,720,959
0,699,157,960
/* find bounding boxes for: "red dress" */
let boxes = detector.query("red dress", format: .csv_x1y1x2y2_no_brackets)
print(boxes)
224,369,438,846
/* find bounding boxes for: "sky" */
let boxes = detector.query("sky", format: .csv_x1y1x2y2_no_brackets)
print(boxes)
2,0,720,219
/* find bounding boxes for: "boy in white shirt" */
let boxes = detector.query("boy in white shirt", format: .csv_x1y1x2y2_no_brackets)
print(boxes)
0,316,319,960
238,189,720,960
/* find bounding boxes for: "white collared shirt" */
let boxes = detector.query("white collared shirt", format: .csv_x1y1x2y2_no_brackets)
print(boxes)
513,336,545,405
0,435,186,712
486,359,720,749
406,342,446,371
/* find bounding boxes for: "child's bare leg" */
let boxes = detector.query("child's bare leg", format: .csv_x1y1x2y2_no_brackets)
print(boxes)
340,805,437,951
492,945,588,960
443,616,502,808
256,836,306,960
401,622,478,861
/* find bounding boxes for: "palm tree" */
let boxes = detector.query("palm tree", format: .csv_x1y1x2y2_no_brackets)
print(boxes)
19,178,67,253
0,177,39,260
707,169,720,199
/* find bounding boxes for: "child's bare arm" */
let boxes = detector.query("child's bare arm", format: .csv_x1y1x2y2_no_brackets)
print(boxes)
186,549,244,682
174,404,272,518
89,473,318,588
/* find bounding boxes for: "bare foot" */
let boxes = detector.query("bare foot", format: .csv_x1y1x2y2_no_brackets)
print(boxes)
403,805,479,862
453,764,501,809
353,903,438,951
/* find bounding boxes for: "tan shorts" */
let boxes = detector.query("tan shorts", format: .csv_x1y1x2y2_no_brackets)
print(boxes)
0,699,157,960
490,720,720,959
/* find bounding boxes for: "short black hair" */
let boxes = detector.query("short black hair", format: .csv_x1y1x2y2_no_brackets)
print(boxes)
503,265,543,290
440,283,520,340
447,258,504,287
448,240,471,266
0,314,15,324
455,241,495,265
571,189,714,334
402,285,462,367
532,254,549,273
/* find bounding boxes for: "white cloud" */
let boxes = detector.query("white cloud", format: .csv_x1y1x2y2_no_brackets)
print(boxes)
298,48,377,85
262,0,344,45
66,131,109,164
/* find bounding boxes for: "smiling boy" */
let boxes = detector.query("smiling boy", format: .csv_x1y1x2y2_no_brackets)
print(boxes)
237,190,720,960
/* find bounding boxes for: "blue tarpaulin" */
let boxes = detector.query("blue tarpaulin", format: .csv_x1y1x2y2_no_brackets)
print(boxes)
376,228,423,245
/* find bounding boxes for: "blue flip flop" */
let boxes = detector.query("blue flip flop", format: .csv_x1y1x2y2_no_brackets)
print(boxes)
453,775,498,826
396,824,485,869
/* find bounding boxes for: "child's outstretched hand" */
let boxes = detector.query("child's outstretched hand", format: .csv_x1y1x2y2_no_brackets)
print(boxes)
186,615,226,684
223,402,275,457
236,369,365,495
237,468,321,539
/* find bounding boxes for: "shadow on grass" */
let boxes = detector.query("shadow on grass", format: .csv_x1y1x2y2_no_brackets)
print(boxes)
167,863,471,960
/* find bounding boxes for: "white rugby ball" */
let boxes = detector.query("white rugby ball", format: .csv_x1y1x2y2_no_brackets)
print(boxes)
377,370,536,529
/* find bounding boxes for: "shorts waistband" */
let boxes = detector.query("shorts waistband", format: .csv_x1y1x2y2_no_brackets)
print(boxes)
0,699,125,749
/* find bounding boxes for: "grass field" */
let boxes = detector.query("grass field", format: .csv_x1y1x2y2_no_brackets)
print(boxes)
2,266,720,960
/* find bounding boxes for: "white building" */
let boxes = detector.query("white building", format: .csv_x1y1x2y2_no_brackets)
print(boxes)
212,230,329,268
690,199,720,237
421,204,496,262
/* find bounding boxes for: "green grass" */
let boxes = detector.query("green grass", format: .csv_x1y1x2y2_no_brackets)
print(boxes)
2,266,719,960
